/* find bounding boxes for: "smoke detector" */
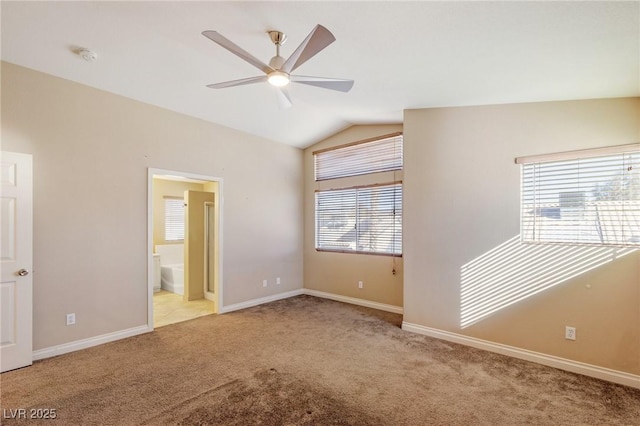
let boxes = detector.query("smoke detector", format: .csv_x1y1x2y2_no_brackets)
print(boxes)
77,48,97,62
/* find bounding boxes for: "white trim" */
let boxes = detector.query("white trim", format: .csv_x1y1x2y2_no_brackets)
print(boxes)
219,289,304,314
303,289,404,314
147,170,154,329
514,143,640,164
219,288,404,315
402,321,640,390
32,325,151,361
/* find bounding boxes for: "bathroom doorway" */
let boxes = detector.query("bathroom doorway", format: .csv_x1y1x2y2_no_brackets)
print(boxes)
147,169,223,329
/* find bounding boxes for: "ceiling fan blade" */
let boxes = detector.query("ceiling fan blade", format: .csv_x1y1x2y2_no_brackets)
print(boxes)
291,76,354,92
276,88,293,109
281,25,335,74
206,75,267,89
202,31,274,74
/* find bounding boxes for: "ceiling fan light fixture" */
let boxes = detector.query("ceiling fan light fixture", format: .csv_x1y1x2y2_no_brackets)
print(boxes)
203,24,354,104
267,71,290,87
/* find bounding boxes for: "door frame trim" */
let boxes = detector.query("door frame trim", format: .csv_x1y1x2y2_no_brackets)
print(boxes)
147,168,223,329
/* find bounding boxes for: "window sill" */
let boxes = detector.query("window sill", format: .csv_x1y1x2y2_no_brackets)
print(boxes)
315,248,402,258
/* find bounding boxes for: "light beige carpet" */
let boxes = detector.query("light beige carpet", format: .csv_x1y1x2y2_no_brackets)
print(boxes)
1,295,639,425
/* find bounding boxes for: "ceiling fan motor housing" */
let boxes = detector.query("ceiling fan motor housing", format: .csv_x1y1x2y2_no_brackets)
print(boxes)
268,31,287,70
269,55,285,70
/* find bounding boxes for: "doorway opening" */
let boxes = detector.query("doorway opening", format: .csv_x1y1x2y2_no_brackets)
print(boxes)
147,168,223,329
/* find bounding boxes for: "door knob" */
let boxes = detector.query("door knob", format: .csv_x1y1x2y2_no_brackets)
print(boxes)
17,269,29,276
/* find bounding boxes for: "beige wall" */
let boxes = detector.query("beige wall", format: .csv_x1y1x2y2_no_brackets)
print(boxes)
304,125,404,307
4,59,638,375
152,178,204,248
1,62,304,350
184,190,214,301
403,98,640,374
203,181,220,298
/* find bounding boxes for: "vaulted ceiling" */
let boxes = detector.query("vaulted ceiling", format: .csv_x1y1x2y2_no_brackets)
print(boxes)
2,1,638,148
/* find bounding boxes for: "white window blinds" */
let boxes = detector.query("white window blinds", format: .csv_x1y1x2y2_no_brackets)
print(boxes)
519,145,640,247
164,197,185,241
315,183,402,255
314,133,403,181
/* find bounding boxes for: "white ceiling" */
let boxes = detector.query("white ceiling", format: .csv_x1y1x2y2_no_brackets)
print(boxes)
2,1,638,148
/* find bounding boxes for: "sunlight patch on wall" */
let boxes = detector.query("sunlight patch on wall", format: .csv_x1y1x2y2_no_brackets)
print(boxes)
460,236,636,328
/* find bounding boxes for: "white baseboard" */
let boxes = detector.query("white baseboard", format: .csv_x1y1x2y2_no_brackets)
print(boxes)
218,288,404,315
303,289,404,314
219,289,304,314
402,321,640,390
32,289,306,360
32,325,152,361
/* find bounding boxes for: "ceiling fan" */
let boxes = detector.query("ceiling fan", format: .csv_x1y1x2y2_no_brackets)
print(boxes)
202,25,354,108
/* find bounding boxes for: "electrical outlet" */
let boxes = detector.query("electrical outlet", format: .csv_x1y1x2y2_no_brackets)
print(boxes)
358,281,363,289
565,326,576,340
262,279,268,287
276,277,281,285
66,313,76,326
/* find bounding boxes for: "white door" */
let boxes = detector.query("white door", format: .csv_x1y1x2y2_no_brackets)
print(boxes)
1,152,33,372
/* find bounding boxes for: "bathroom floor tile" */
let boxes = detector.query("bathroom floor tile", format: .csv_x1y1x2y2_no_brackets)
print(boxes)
153,290,215,328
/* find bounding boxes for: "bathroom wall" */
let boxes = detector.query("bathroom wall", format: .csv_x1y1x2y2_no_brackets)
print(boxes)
152,178,204,248
1,62,304,350
184,190,214,301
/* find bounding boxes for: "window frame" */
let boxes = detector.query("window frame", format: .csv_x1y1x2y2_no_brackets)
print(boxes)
313,132,404,257
313,132,403,181
164,196,185,242
516,144,640,248
315,182,403,257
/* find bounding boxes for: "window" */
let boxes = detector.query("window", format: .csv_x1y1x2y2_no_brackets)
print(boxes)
316,183,402,255
314,133,403,180
517,144,640,247
314,133,403,256
164,197,185,241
